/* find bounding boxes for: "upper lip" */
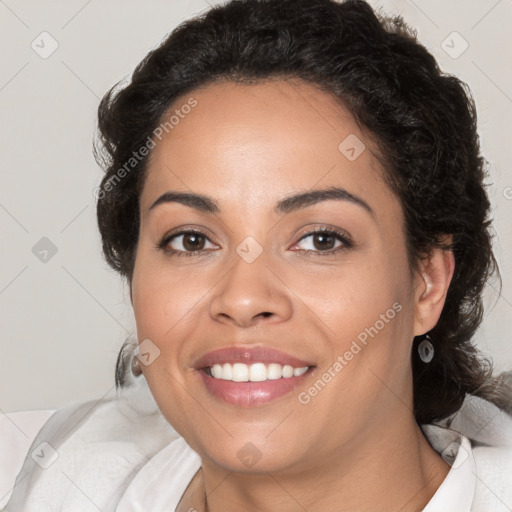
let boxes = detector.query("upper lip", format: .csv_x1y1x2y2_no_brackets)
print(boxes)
194,345,314,369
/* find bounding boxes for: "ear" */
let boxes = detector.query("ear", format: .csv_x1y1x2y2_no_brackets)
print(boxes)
413,236,455,337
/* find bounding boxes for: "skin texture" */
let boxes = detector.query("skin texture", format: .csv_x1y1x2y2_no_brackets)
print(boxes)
130,78,455,512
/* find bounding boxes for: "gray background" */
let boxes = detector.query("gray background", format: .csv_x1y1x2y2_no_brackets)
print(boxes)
1,0,511,413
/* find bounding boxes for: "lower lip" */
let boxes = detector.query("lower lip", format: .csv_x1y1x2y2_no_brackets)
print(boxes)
199,369,312,407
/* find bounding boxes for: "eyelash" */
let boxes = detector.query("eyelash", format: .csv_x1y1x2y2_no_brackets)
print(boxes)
157,226,353,258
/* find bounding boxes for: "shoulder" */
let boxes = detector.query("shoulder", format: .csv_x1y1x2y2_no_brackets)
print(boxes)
425,393,512,512
0,409,55,510
471,444,512,512
3,376,179,511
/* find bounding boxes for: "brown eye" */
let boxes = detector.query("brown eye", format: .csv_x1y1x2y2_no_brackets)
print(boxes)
161,230,217,255
294,229,350,254
311,233,336,250
181,233,206,251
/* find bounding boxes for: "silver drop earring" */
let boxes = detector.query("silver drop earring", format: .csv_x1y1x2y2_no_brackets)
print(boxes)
418,335,434,363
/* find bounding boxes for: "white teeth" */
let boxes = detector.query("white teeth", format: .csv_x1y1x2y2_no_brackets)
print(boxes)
222,363,232,381
208,362,310,382
267,363,282,380
211,364,223,379
282,365,294,378
249,363,267,382
232,363,249,382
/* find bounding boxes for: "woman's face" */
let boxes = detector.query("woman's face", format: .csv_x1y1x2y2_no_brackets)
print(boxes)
131,78,433,473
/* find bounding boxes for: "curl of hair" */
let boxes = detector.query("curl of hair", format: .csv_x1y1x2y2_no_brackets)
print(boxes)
95,0,509,424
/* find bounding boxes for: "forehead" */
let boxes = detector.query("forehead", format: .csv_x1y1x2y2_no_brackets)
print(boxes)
141,78,395,218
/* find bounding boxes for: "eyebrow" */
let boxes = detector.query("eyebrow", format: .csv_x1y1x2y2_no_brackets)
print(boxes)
149,186,374,217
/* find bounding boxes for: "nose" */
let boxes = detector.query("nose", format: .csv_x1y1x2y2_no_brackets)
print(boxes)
208,250,293,328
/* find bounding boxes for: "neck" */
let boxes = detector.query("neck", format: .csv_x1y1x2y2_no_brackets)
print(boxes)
179,417,450,512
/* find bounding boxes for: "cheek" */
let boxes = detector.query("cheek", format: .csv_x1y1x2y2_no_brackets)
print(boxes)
132,250,199,339
318,253,414,378
131,256,201,429
130,250,218,399
292,253,409,333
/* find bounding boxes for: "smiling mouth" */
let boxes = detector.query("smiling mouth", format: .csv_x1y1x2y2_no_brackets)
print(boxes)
194,345,316,406
203,362,311,382
198,362,315,407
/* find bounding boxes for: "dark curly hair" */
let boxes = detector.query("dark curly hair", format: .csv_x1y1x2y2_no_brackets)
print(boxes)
94,0,510,424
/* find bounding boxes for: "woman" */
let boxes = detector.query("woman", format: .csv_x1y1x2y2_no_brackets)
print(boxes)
4,0,512,510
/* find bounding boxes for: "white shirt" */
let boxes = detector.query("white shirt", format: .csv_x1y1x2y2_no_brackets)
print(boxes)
422,433,476,512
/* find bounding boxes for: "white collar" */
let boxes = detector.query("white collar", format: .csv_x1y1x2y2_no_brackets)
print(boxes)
422,430,476,511
116,436,201,511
